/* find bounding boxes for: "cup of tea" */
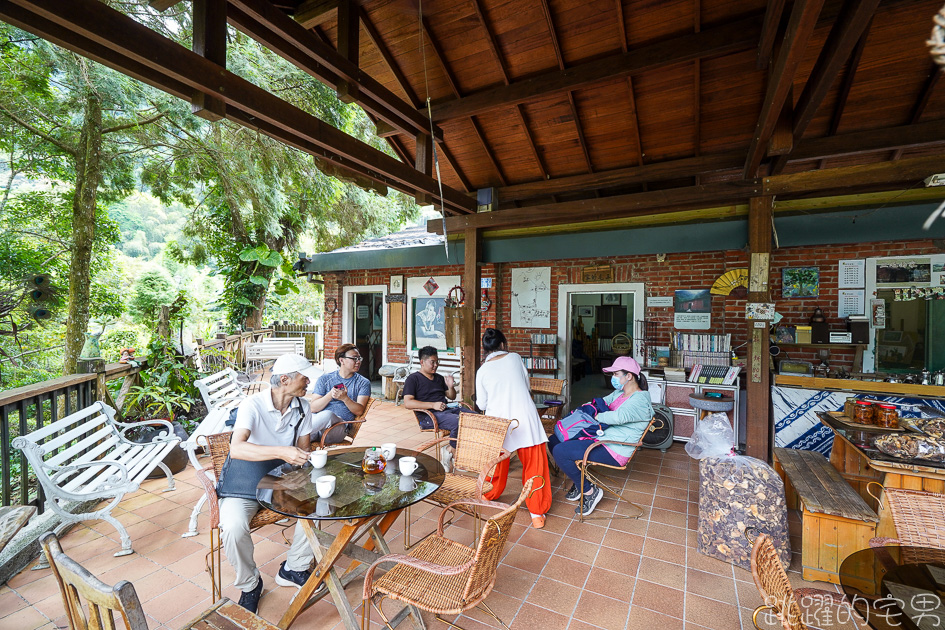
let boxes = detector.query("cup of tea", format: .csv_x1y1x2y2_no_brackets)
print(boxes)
399,456,418,476
310,449,328,469
399,476,417,492
315,475,336,498
380,443,396,460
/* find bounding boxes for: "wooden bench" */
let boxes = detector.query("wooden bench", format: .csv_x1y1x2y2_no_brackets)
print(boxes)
773,447,879,584
393,350,463,405
13,401,180,556
245,337,305,373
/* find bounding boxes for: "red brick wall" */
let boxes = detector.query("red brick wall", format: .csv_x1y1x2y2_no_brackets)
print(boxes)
321,238,941,371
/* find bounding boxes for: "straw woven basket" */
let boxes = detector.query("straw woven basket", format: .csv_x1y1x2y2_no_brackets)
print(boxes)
612,332,632,356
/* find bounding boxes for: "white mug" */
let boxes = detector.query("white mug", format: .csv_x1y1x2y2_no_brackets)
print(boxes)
310,449,328,469
380,443,396,460
399,476,417,492
315,475,336,498
399,456,418,476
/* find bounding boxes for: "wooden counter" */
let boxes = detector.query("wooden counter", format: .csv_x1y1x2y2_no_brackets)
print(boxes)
775,375,945,399
818,413,945,539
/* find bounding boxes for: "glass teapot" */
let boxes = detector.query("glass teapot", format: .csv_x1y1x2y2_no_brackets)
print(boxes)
362,447,387,474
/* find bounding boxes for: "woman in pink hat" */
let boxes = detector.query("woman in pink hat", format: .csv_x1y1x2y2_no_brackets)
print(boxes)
548,355,653,517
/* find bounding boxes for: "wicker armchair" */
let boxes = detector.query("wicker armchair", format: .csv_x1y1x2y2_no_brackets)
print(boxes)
867,483,945,549
363,477,538,630
316,397,376,449
529,377,566,437
571,415,662,522
750,533,857,630
195,432,287,601
405,412,514,548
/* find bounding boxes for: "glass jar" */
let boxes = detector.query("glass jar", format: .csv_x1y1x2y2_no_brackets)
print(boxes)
362,447,387,474
843,398,858,420
852,400,874,425
875,404,899,429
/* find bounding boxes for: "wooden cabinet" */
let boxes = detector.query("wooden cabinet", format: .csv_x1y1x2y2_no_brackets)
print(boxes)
663,380,741,444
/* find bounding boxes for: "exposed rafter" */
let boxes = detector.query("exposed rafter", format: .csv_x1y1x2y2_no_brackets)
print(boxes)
743,0,825,177
818,20,871,169
470,117,508,186
768,0,880,175
294,0,341,29
756,0,786,69
4,0,474,213
613,2,645,172
892,62,942,160
428,14,764,122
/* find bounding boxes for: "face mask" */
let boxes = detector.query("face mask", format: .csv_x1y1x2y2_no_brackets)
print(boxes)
611,375,623,390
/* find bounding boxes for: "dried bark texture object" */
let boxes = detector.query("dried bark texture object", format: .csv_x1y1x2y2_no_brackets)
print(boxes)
698,456,791,570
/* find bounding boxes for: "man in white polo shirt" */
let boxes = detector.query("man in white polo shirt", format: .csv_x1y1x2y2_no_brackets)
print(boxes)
216,353,319,613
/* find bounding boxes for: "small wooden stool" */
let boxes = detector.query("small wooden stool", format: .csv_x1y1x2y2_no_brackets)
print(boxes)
689,393,734,421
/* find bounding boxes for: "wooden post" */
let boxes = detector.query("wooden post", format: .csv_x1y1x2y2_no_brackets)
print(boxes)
462,227,482,406
746,195,773,461
335,0,359,103
192,0,226,120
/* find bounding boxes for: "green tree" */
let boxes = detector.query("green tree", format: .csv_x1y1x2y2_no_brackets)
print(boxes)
128,269,174,327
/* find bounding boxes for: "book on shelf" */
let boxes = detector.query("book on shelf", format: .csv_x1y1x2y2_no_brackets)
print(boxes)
523,356,558,370
530,333,557,344
671,333,732,353
688,364,741,385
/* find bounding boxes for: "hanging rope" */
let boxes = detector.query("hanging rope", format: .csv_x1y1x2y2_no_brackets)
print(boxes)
418,0,450,262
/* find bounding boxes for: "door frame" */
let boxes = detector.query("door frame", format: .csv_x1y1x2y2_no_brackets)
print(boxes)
342,285,387,371
556,282,645,408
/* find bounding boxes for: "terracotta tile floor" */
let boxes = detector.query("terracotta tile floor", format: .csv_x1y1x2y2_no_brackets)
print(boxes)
0,401,850,629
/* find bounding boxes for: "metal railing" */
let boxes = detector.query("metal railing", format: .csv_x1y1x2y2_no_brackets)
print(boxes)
0,362,142,510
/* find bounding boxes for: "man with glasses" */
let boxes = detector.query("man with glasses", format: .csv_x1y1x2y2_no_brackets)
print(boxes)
308,343,371,444
403,345,468,447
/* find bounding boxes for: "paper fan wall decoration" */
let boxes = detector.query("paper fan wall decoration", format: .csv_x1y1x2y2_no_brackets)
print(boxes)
711,269,749,296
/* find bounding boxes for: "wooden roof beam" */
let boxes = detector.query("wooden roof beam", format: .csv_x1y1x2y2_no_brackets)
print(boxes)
757,0,786,69
191,0,227,121
294,0,341,29
826,20,870,138
11,0,474,213
768,0,880,175
892,62,942,160
429,14,763,122
431,154,945,233
743,0,825,178
226,0,442,141
359,7,419,106
470,117,507,186
149,0,180,10
471,0,509,84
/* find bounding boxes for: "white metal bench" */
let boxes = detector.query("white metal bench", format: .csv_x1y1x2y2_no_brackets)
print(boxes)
12,401,180,556
393,350,463,405
245,337,305,374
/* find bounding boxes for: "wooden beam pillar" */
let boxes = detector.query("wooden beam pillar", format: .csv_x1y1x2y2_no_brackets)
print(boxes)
746,195,773,462
415,132,433,204
192,0,226,120
462,227,482,406
335,0,359,103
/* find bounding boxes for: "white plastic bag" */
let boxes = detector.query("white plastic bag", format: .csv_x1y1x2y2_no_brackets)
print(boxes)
685,412,735,459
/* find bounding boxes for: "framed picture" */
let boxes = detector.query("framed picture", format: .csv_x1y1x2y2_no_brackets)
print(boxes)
602,293,620,305
413,296,447,350
390,275,404,294
578,306,594,317
782,267,820,298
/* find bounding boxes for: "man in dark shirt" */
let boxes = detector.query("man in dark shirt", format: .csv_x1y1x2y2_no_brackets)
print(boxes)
402,346,462,444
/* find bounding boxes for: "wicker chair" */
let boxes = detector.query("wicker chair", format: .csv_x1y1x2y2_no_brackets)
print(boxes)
529,377,566,437
316,397,376,449
750,533,858,630
867,482,945,549
363,477,538,630
405,412,514,548
571,415,662,522
195,432,287,601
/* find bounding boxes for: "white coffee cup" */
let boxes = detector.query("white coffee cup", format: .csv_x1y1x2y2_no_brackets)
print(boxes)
310,449,328,469
315,475,336,498
399,476,417,492
380,443,396,460
399,456,418,476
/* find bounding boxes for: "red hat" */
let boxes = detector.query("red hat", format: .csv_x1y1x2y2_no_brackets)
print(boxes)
602,356,641,376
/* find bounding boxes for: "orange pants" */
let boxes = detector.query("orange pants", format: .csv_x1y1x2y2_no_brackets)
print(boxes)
483,443,552,516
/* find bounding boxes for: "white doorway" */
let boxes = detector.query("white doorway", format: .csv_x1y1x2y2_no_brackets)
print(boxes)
342,285,386,380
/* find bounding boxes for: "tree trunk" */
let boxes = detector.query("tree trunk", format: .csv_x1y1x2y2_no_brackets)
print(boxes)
62,93,103,375
243,264,274,329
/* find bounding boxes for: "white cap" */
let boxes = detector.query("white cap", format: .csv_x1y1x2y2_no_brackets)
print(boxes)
271,353,321,387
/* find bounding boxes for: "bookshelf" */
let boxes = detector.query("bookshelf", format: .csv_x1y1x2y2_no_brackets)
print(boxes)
527,333,558,377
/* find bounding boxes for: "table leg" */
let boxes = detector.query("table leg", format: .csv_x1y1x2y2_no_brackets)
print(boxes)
279,519,363,630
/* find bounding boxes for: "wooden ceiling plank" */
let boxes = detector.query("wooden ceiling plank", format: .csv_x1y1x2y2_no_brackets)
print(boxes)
892,63,942,160
693,0,701,165
422,16,462,99
757,0,786,69
471,0,510,84
359,7,420,106
769,0,880,174
294,0,341,29
743,0,826,178
540,0,565,70
470,116,508,186
225,0,440,140
826,20,871,137
430,154,945,233
435,141,473,194
615,0,627,54
11,0,474,213
429,14,763,122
